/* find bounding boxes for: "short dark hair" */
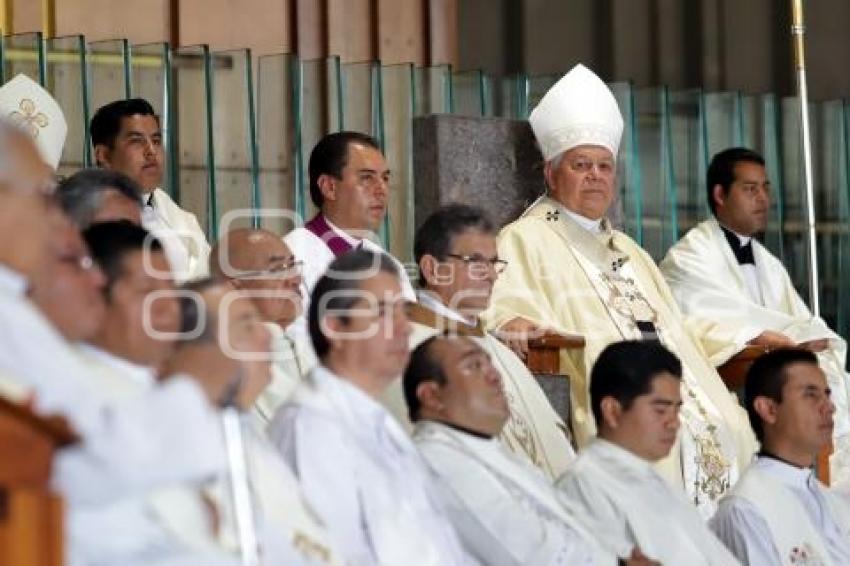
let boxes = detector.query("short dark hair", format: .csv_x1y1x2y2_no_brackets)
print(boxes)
90,98,158,150
706,147,766,215
744,348,819,442
57,168,143,229
82,220,163,296
590,340,683,428
308,131,380,208
403,336,448,422
177,277,225,344
414,204,495,286
307,249,399,360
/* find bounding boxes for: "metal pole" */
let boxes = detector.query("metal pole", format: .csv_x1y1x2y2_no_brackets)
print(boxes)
791,0,820,317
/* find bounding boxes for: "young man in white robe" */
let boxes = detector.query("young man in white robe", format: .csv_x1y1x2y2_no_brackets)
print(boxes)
484,63,762,515
92,98,209,282
556,340,740,565
283,131,415,337
210,228,316,423
268,250,474,565
381,203,575,479
405,334,654,565
0,122,239,565
710,348,850,565
660,147,850,487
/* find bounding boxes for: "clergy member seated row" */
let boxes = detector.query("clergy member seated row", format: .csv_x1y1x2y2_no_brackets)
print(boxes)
711,348,850,565
268,250,474,564
405,335,647,565
381,203,575,479
556,340,740,565
483,62,760,516
284,130,416,337
660,147,850,487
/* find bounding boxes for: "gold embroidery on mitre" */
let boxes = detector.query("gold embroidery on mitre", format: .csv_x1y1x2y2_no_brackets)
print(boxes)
9,98,49,139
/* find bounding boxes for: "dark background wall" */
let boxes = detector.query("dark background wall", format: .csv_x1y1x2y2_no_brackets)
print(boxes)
458,0,850,101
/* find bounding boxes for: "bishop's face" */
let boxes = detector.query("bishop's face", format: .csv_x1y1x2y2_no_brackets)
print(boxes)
713,161,770,236
545,145,616,221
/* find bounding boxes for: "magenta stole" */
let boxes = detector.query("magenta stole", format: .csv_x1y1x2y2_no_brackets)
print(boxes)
304,214,356,257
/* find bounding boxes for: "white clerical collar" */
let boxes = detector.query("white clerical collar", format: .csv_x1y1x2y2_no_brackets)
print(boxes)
323,215,362,248
755,453,816,490
719,222,752,246
0,264,28,296
416,290,476,326
591,437,657,477
79,343,157,388
558,203,604,235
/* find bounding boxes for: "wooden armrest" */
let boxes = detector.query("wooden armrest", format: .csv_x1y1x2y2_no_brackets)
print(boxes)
717,345,772,391
526,332,585,375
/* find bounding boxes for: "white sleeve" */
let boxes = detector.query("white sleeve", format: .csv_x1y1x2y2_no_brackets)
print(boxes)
53,377,225,504
709,496,781,566
268,407,375,565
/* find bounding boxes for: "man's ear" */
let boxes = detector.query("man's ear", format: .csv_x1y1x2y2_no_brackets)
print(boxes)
712,184,726,212
543,160,554,191
419,254,439,287
93,144,111,168
317,174,337,203
416,381,444,414
753,396,778,428
600,397,623,430
321,314,346,350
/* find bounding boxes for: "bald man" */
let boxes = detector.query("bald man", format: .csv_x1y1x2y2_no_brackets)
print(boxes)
210,228,316,423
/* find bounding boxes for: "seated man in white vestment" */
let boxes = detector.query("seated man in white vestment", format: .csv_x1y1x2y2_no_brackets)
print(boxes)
484,63,758,515
210,228,316,423
381,203,575,479
556,340,740,565
92,98,209,282
57,168,144,228
660,147,850,487
405,335,648,565
174,277,342,565
284,131,415,337
711,348,850,565
268,250,474,565
0,119,252,563
28,218,240,565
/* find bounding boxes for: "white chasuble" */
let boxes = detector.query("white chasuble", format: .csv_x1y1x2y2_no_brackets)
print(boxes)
485,197,757,515
142,187,211,283
413,421,615,565
380,299,576,480
711,457,850,566
556,439,740,566
661,218,850,487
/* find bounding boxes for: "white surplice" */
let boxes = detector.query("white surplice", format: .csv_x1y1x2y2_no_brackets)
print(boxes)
710,456,850,566
380,293,576,480
485,197,757,516
142,187,211,283
556,439,741,566
268,366,476,565
0,265,225,507
661,218,850,487
413,421,615,565
283,217,416,338
252,321,317,426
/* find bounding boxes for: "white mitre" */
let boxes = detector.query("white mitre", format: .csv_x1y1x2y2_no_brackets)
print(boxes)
529,64,624,162
0,73,68,170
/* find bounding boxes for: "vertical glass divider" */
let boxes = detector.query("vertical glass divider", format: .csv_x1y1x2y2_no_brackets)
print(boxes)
245,51,261,227
660,86,678,246
626,83,643,245
291,56,305,221
201,45,218,240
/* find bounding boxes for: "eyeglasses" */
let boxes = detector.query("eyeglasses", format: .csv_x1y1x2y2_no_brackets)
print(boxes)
445,253,508,274
233,259,304,280
566,157,616,177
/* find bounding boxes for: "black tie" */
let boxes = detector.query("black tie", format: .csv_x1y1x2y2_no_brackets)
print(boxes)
721,227,755,265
